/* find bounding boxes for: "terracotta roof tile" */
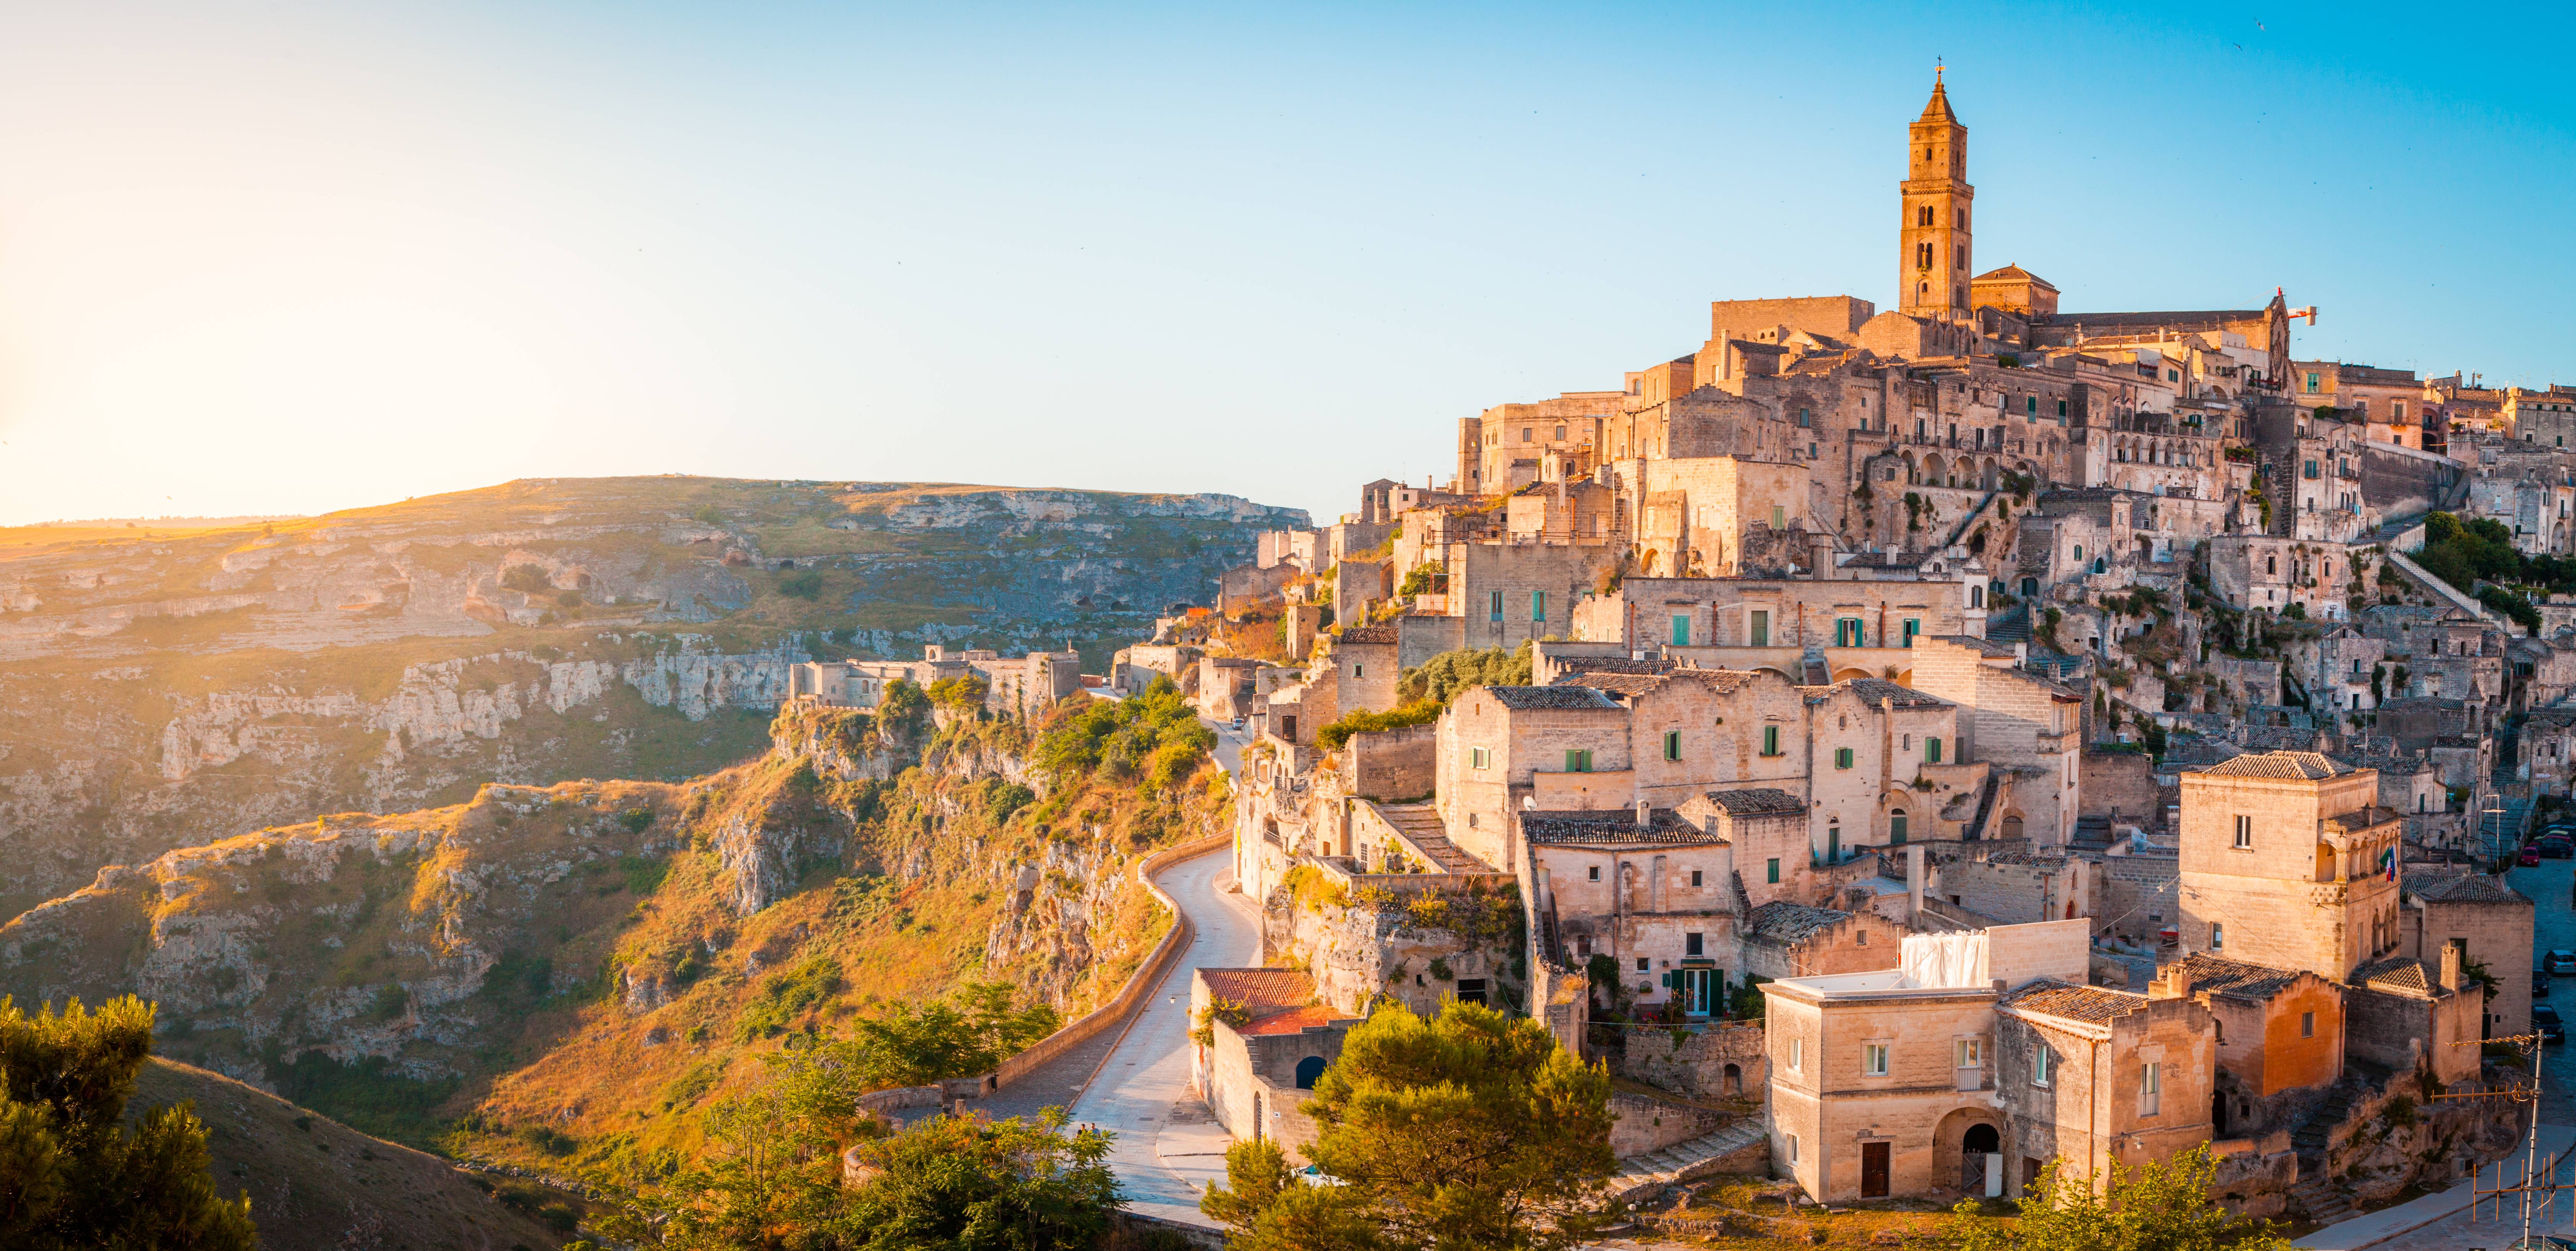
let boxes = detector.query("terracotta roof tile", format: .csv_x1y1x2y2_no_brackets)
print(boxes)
2195,751,2352,780
2003,979,2148,1024
2353,957,2434,993
1702,788,1805,816
1518,808,1716,845
2411,873,2531,905
2171,954,2304,1001
1239,1003,1352,1036
1486,685,1623,711
1745,901,1851,944
1199,968,1317,1014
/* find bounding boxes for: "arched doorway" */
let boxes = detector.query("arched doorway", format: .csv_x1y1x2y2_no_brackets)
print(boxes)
1936,1107,2008,1197
1724,1063,1743,1096
2000,815,2024,841
1295,1055,1327,1089
1962,1122,2001,1191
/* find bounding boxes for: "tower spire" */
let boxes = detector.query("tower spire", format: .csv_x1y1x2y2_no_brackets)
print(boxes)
1898,70,1973,319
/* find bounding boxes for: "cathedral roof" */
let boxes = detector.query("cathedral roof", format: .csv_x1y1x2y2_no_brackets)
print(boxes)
1918,78,1959,125
1973,263,2058,292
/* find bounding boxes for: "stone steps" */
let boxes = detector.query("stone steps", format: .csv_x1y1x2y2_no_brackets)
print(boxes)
1606,1118,1771,1202
1371,803,1489,873
2289,1174,2353,1224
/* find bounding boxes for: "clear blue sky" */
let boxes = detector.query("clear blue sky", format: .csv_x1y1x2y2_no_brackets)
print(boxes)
0,1,2568,526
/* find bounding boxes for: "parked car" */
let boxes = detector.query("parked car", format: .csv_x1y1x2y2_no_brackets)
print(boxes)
2538,970,2554,999
2537,1004,2568,1043
2540,835,2574,859
2522,846,2544,867
2548,950,2576,975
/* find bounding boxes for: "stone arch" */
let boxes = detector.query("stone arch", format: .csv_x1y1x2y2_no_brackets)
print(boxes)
1935,1106,2008,1195
1924,453,1946,486
1831,666,1873,684
1980,457,2000,490
1901,451,1920,484
1641,548,1662,576
1723,1063,1743,1096
1295,1055,1327,1089
2000,813,2024,841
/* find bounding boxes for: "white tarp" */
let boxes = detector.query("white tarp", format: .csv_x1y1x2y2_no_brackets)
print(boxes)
1900,931,1989,988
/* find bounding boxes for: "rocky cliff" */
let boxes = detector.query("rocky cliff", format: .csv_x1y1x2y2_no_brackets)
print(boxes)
0,476,1300,911
0,697,1229,1174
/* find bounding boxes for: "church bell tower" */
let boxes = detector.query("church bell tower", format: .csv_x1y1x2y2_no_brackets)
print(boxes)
1899,69,1974,321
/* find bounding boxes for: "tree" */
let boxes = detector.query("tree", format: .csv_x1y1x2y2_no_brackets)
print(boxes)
1202,999,1615,1251
1947,1145,2291,1251
0,995,257,1250
844,983,1060,1089
1392,643,1533,708
830,1108,1118,1250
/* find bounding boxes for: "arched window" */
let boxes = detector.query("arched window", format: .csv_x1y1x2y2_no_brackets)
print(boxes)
2093,557,2107,575
1970,584,1984,608
1295,1055,1326,1089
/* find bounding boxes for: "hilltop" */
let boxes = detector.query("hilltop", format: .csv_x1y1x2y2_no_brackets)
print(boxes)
0,475,1301,913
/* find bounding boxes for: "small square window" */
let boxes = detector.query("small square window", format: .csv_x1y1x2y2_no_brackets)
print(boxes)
1690,869,1704,887
2301,1011,2314,1038
1767,858,1780,884
1587,865,1600,882
1470,746,1489,770
1636,957,1649,973
1685,932,1704,956
1864,1043,1889,1076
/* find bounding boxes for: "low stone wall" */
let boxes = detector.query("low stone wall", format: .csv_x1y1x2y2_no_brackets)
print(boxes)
2208,1131,2299,1219
1611,1089,1730,1158
1618,1021,1768,1101
992,832,1231,1091
2314,1065,2527,1207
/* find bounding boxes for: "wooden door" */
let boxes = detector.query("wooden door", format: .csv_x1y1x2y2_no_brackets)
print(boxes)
1861,1141,1890,1197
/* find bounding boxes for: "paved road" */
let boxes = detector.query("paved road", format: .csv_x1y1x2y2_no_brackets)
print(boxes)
1204,716,1248,777
1067,842,1259,1228
2507,857,2576,1126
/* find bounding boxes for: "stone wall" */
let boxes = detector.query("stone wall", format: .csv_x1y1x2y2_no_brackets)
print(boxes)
1610,1088,1731,1158
1620,1019,1769,1100
1346,723,1437,802
2081,749,2161,827
2099,854,2178,939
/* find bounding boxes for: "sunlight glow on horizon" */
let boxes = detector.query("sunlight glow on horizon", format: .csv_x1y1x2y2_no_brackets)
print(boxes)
1,2,2571,527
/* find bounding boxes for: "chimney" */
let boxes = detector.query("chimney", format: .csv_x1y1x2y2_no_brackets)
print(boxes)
1635,799,1652,828
1906,844,1925,915
2147,964,2191,1001
2440,939,2467,993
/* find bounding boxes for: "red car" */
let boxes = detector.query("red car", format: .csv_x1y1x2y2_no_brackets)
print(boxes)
2522,846,2544,867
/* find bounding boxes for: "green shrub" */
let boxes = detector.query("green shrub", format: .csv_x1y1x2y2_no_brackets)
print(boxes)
734,956,848,1042
779,571,824,600
1315,699,1443,751
501,564,551,593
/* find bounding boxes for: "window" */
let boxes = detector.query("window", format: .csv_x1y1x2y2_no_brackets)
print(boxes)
2167,368,2181,382
2307,372,2321,394
1864,1043,1890,1076
2140,1062,2161,1116
2301,1011,2315,1038
1835,747,1855,769
1564,749,1593,773
1749,610,1770,647
1531,590,1546,623
2058,398,2068,419
1762,725,1783,757
2034,1048,2054,1087
1554,424,1566,440
1489,590,1503,621
2233,815,2252,849
1671,614,1690,646
1789,1038,1803,1072
1685,932,1704,956
1890,811,1908,843
1798,407,1811,427
1690,869,1703,887
1771,505,1786,529
2026,396,2037,415
2212,923,2226,950
1955,1038,1983,1068
1925,737,1942,764
1837,618,1864,646
2394,401,2406,422
1587,865,1600,881
1767,857,1781,884
1351,662,1364,678
1470,746,1489,770
1456,978,1487,1006
1788,1133,1800,1164
1521,427,1532,443
1636,957,1649,972
1903,618,1921,646
1918,205,1933,226
1664,731,1682,761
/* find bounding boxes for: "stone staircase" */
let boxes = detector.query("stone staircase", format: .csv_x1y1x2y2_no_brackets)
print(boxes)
2288,1173,2353,1226
2070,813,2116,852
1986,605,2031,645
2288,1082,2361,1225
1963,774,2001,842
1370,803,1489,873
1606,1118,1772,1202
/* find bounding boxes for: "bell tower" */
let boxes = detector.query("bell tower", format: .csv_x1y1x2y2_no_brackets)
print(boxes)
1898,68,1974,321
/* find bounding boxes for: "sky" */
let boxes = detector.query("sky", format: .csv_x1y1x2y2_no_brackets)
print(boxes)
0,2,2569,527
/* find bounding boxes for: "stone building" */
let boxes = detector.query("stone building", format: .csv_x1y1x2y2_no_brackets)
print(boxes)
1189,968,1360,1160
2176,752,2404,978
2402,870,2534,1039
1992,972,2217,1197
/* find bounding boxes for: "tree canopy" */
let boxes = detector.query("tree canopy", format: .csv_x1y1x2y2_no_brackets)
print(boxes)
1948,1146,2292,1251
1201,998,1614,1251
1032,675,1213,790
1392,642,1534,708
0,995,257,1250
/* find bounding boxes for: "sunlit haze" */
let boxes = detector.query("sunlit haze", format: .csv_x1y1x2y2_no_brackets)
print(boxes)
2,2,2570,525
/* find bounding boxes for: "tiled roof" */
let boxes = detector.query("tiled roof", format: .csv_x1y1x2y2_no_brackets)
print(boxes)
1485,685,1622,711
1239,1004,1352,1036
1518,808,1717,845
2037,309,2268,328
2003,979,2147,1024
2353,957,2435,993
1744,901,1851,944
1934,635,2020,657
2171,953,2304,1001
1703,788,1805,816
1554,672,1662,698
2412,873,2531,906
1552,656,1675,676
1199,968,1317,1013
1337,625,1399,645
2195,751,2350,780
2325,806,2402,834
1838,678,1952,708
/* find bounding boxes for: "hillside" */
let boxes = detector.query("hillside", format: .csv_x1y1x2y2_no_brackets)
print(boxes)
1,683,1229,1200
131,1057,572,1251
0,476,1302,912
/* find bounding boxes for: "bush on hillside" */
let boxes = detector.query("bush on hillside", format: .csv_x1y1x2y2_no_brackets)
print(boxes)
1032,675,1212,787
0,995,258,1249
1315,700,1444,751
1394,642,1533,708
